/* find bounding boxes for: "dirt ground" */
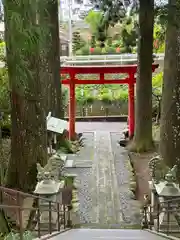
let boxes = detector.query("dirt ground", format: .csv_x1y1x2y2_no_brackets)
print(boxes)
129,151,158,202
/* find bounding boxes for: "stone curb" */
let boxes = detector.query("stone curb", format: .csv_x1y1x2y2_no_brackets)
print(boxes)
145,229,180,240
127,153,137,197
33,229,71,240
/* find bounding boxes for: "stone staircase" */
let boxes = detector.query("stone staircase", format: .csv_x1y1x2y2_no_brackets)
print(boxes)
48,228,170,240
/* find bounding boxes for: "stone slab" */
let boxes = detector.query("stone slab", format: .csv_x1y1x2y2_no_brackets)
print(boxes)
49,229,168,240
65,160,74,168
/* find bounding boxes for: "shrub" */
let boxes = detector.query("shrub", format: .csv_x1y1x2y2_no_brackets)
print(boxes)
152,71,163,95
114,89,128,102
76,45,89,55
4,231,34,240
0,139,10,185
105,46,116,54
100,92,113,104
91,47,102,55
112,40,121,48
0,67,9,112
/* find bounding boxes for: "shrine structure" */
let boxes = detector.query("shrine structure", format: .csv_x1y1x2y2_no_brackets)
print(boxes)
61,64,159,139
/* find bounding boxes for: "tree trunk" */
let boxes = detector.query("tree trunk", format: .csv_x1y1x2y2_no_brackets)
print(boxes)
4,0,47,192
130,0,154,152
50,0,63,119
41,0,63,119
159,0,180,178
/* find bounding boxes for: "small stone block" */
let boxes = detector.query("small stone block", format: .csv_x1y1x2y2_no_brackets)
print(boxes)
65,160,74,168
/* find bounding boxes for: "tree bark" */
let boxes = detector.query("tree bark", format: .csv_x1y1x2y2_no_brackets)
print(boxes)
41,0,63,119
130,0,154,152
4,0,47,192
159,0,180,178
50,0,63,119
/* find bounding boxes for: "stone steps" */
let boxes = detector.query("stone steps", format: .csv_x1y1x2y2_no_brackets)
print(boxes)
74,223,141,229
49,229,169,240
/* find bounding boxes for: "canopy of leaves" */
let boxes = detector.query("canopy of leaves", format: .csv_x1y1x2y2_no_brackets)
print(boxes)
85,10,103,34
85,9,109,44
90,0,126,25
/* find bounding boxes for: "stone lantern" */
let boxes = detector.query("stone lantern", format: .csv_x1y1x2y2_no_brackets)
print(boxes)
34,172,65,231
154,165,180,233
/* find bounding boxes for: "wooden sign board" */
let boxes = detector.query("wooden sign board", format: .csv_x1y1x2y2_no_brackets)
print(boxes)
47,114,68,134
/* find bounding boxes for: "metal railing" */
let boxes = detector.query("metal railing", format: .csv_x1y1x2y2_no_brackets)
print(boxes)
61,53,165,63
142,196,180,237
0,186,73,239
61,54,164,66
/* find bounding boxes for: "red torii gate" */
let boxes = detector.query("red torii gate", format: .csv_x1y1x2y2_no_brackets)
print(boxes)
61,64,158,139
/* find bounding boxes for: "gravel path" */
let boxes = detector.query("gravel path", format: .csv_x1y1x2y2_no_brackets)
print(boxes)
110,132,141,225
65,167,93,224
65,127,140,227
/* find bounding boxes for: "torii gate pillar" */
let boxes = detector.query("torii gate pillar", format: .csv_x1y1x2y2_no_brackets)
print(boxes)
128,73,135,138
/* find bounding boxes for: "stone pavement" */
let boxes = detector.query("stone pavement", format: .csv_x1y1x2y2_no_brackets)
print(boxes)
66,132,94,168
64,126,141,227
89,131,123,225
50,229,168,240
52,123,168,239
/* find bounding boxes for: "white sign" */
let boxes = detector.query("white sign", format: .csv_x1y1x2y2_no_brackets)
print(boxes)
46,112,68,134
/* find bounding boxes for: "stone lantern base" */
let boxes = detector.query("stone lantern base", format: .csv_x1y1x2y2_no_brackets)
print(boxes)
154,211,180,233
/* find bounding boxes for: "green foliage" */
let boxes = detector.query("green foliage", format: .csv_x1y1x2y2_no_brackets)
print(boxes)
79,11,139,54
0,42,6,61
62,86,68,107
91,0,125,26
152,71,163,95
153,23,165,53
76,45,90,55
112,40,121,48
72,31,82,53
4,231,34,240
0,67,9,111
0,42,10,128
117,16,138,53
91,47,102,55
90,35,96,48
73,84,129,105
113,89,128,102
85,10,108,47
4,0,54,96
100,92,112,104
85,10,103,35
105,46,116,54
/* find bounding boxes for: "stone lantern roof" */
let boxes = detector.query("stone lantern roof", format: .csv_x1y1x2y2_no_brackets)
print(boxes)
155,181,180,197
154,165,180,197
34,172,64,195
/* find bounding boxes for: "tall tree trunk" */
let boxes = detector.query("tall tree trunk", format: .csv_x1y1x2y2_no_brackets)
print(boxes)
4,0,47,192
41,0,63,119
50,0,63,119
160,0,180,178
130,0,154,152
